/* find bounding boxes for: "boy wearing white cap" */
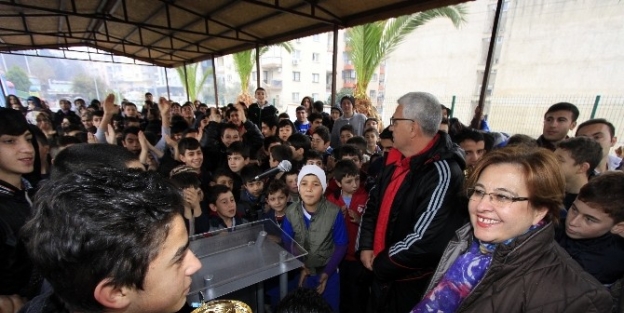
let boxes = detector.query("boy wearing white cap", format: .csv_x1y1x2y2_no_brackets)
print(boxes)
282,165,348,312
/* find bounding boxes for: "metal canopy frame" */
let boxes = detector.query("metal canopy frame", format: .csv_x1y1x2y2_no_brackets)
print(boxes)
0,0,471,68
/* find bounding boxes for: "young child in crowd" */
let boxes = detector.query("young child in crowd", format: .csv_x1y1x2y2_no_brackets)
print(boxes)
326,160,371,313
239,164,266,221
226,141,250,200
263,179,291,228
283,170,300,203
277,119,295,142
282,165,347,312
304,150,324,169
363,127,382,157
557,171,624,287
339,124,355,145
170,170,210,235
210,167,235,191
294,106,310,134
207,184,246,231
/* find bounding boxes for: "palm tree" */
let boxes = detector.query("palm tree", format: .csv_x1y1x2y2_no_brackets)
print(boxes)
175,62,213,103
232,43,293,103
347,5,467,116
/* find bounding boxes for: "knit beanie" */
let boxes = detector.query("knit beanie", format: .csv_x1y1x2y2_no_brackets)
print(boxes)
297,165,327,193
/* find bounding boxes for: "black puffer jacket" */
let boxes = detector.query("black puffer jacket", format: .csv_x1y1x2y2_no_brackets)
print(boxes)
423,222,612,313
357,132,467,312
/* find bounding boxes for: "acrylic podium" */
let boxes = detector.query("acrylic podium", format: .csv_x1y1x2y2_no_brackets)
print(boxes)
186,219,307,313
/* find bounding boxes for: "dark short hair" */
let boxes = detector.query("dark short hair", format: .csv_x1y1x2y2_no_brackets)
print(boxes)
308,112,323,123
363,127,379,136
22,168,183,312
212,167,235,182
51,143,139,180
267,179,289,196
240,164,262,184
278,112,290,120
454,128,485,146
304,150,323,163
262,116,279,129
379,126,393,140
178,137,201,155
170,171,201,189
0,107,29,136
575,118,616,138
277,119,295,132
506,134,538,148
557,137,602,177
220,123,239,137
207,184,233,205
92,110,104,118
312,101,324,112
226,141,250,158
171,120,190,135
333,159,359,181
346,136,367,151
124,102,137,108
578,171,624,223
296,106,306,112
270,144,293,163
122,126,140,141
339,124,355,135
313,126,330,143
336,144,363,162
288,133,311,151
263,136,282,151
545,102,580,122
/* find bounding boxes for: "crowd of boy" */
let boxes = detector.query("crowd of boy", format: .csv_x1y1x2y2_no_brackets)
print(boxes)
1,88,623,313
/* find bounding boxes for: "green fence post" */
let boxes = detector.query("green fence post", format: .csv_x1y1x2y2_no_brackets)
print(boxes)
450,95,456,118
590,95,601,119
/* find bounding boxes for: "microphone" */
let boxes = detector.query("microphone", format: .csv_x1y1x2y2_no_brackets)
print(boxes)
254,160,292,181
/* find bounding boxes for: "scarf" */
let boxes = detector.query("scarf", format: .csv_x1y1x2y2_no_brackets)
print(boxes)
411,221,546,313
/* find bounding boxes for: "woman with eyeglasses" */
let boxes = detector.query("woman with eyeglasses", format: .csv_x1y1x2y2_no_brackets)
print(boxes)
411,146,611,313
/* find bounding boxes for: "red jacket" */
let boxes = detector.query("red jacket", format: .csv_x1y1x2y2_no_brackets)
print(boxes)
327,185,368,261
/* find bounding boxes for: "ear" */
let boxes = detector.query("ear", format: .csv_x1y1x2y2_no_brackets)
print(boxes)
611,136,617,147
244,158,250,165
611,221,624,236
577,161,590,175
209,203,217,212
179,154,187,163
93,279,131,310
532,206,549,225
335,178,342,188
569,121,577,130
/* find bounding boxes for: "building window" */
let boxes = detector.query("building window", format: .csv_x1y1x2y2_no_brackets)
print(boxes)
293,50,301,60
371,74,378,82
342,52,351,64
312,53,320,62
292,92,300,102
370,90,376,98
293,71,301,82
312,73,319,83
342,70,356,79
312,93,319,100
313,34,320,42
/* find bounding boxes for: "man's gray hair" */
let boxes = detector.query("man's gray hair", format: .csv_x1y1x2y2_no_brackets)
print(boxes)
398,92,442,137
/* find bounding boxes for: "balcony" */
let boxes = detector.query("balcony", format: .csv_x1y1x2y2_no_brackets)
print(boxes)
343,63,354,70
261,56,282,68
265,79,282,90
343,78,355,88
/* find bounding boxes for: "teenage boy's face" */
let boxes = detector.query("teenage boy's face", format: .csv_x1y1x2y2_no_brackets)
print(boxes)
296,110,307,122
311,134,328,153
180,148,203,170
227,153,248,173
299,175,323,206
210,191,237,218
93,115,103,128
340,131,354,145
306,159,323,169
267,190,288,212
543,110,575,143
285,175,298,194
364,132,378,147
221,129,240,147
337,174,360,195
554,148,583,181
365,120,378,130
566,199,617,239
125,215,201,313
124,105,138,118
0,131,35,177
310,119,323,133
123,134,141,154
244,180,264,198
214,175,234,190
269,153,279,168
261,123,276,137
576,123,616,159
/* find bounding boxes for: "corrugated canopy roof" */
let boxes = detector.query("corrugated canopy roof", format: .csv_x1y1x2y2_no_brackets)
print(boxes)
0,0,470,68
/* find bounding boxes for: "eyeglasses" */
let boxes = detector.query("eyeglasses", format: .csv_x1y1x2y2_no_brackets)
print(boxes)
390,117,414,126
467,187,529,207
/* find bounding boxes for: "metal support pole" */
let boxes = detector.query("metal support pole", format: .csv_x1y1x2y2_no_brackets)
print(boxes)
474,0,504,129
183,63,190,102
164,68,171,100
450,95,456,118
212,56,219,107
0,71,7,107
590,95,601,119
330,25,339,107
255,44,261,91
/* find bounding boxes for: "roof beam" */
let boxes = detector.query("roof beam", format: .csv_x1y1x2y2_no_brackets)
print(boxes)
240,0,340,25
